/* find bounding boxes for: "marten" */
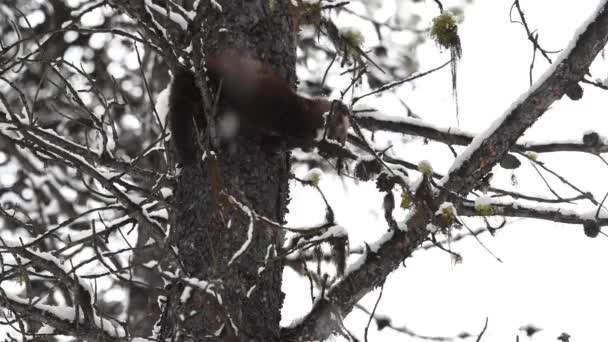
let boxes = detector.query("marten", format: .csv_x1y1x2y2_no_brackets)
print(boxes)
168,54,350,164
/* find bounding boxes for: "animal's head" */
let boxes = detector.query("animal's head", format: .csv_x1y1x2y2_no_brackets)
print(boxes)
325,100,351,145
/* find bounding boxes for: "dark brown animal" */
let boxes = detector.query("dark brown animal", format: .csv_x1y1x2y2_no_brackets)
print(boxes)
168,55,350,164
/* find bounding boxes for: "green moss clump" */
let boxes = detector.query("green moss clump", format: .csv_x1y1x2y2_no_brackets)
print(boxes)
431,12,460,54
417,160,433,177
341,29,365,59
438,205,456,226
400,191,412,209
342,29,364,49
474,203,494,216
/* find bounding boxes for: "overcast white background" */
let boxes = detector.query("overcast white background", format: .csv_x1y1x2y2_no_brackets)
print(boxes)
283,1,608,341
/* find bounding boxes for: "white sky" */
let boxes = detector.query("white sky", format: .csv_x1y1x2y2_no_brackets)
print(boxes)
284,0,608,341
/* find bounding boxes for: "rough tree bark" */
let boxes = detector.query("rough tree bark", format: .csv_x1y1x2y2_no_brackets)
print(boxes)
158,1,295,341
106,0,297,340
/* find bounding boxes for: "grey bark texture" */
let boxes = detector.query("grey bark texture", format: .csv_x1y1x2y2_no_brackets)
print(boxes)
106,0,297,340
160,1,295,341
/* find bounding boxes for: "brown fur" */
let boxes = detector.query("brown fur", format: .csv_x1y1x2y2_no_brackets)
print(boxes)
168,55,349,164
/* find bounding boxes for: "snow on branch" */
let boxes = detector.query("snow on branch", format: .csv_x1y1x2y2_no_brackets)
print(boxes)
440,0,608,194
0,287,125,341
456,197,608,226
283,1,608,339
355,110,608,155
0,119,168,244
0,242,99,322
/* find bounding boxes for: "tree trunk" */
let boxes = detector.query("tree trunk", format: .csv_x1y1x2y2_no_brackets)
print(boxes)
158,1,296,340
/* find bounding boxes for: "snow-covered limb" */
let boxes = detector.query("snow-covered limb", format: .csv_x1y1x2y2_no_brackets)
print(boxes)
282,2,608,339
356,110,608,155
441,0,608,193
0,292,126,342
0,118,164,185
144,0,190,31
0,243,98,324
457,198,608,227
0,118,168,245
